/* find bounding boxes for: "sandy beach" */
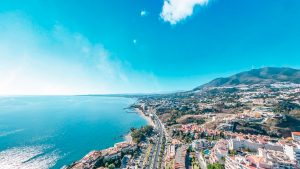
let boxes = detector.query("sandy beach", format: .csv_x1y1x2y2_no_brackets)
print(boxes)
134,108,155,127
124,132,133,143
123,108,155,143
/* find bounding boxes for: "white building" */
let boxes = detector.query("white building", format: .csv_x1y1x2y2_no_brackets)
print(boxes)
210,140,228,164
228,137,283,152
284,142,300,168
225,155,250,169
257,148,296,169
167,144,175,158
292,132,300,142
228,138,261,152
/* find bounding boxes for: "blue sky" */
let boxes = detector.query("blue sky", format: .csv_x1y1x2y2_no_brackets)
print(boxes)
0,0,300,95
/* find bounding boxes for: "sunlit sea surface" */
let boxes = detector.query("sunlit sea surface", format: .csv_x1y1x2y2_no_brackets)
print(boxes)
0,96,146,169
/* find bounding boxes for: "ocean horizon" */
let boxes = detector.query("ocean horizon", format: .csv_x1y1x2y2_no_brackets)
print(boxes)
0,96,147,169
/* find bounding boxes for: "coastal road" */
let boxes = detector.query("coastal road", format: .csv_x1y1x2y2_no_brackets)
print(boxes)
152,111,163,169
148,108,164,169
145,142,155,169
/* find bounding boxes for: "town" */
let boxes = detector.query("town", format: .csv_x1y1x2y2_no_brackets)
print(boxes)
136,82,300,169
67,81,300,169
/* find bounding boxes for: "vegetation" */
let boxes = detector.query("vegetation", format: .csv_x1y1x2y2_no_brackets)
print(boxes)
228,150,238,156
275,101,300,113
181,117,205,125
108,163,115,169
165,160,174,169
94,156,121,168
143,144,153,166
131,125,154,143
196,67,300,89
159,136,166,169
207,163,225,169
190,155,200,169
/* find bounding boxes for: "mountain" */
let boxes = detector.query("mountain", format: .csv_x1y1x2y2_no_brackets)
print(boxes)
194,67,300,90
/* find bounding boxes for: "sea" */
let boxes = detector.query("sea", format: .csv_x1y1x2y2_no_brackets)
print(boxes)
0,96,147,169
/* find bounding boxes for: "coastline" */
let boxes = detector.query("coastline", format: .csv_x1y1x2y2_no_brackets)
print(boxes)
124,132,133,143
67,104,154,168
134,108,155,127
124,108,155,143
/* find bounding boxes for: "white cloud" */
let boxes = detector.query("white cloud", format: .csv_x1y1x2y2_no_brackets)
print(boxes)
0,13,161,95
160,0,209,25
140,10,147,17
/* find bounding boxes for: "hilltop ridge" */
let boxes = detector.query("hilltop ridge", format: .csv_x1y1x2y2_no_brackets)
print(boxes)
194,67,300,90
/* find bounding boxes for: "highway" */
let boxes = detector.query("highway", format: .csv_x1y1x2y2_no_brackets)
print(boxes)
152,111,163,169
148,108,164,169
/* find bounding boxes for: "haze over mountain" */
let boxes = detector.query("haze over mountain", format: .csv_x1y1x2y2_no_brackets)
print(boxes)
194,67,300,90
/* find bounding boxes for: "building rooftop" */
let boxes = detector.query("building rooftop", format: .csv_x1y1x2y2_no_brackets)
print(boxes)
292,132,300,136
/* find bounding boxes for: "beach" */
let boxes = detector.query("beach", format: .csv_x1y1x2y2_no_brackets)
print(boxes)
134,108,155,127
124,132,133,143
124,108,155,143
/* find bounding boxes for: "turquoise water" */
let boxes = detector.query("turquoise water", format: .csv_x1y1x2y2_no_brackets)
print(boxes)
203,149,210,155
0,96,146,169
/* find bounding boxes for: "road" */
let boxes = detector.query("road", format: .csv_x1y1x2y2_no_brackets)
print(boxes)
152,111,163,169
145,142,155,169
148,108,164,169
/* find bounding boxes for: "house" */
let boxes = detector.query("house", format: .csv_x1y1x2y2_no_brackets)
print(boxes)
121,155,131,169
192,139,210,150
292,132,300,142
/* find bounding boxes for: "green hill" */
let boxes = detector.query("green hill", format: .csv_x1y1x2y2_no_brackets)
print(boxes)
194,67,300,90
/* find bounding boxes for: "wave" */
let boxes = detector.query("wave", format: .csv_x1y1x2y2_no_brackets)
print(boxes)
0,145,60,169
0,129,24,137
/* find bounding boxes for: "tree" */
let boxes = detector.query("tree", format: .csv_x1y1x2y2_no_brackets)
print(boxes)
196,118,205,125
141,125,154,136
220,131,225,139
131,125,154,143
130,127,136,132
200,131,206,139
212,134,216,140
207,163,225,169
228,150,237,156
108,163,115,169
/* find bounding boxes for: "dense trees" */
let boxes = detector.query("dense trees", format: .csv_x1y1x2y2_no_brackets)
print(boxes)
131,125,154,143
207,163,225,169
275,101,300,113
108,163,115,169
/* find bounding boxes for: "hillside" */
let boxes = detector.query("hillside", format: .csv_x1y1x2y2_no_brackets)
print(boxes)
194,67,300,90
